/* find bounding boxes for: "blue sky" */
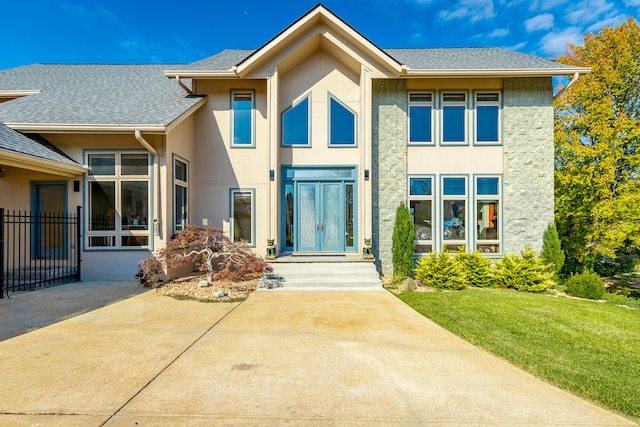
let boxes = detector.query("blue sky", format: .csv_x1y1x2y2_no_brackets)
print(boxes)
1,0,638,70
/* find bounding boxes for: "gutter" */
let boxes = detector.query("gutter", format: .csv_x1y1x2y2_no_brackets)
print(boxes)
553,72,580,100
175,76,194,95
135,130,162,239
0,149,87,177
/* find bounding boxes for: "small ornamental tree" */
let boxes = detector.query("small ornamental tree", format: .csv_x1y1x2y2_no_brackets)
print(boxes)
392,203,415,280
137,225,271,287
541,223,565,280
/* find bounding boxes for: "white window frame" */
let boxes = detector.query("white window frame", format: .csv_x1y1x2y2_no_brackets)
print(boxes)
474,91,502,145
408,175,435,255
474,175,502,255
440,91,469,146
230,188,255,247
440,175,468,252
408,92,435,145
173,155,188,235
85,150,152,250
230,89,255,148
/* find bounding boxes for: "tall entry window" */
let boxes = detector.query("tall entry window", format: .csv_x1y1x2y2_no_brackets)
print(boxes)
282,94,310,146
230,189,254,246
173,156,188,234
231,90,254,147
86,152,151,249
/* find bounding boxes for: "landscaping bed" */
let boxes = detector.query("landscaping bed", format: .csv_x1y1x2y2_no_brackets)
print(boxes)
154,273,260,302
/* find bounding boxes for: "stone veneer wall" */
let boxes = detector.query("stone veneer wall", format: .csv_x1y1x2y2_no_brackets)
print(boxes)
371,80,407,275
502,77,554,254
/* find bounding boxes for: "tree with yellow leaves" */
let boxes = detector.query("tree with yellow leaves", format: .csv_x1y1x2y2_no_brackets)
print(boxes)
554,17,640,272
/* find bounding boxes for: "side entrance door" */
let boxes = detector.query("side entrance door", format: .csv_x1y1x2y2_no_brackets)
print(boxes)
297,181,343,252
33,183,67,258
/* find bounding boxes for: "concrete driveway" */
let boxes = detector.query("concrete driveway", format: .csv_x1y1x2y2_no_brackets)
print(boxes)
0,289,634,426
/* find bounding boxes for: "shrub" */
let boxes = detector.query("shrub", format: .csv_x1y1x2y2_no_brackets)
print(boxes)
494,247,555,292
594,254,638,277
541,223,565,279
455,251,494,288
415,251,466,290
137,225,272,286
565,271,606,300
392,203,415,280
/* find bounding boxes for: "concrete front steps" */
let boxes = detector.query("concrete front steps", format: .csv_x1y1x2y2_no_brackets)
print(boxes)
260,257,382,290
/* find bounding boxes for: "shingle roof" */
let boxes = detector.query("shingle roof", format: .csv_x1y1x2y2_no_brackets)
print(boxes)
0,64,203,127
0,123,81,166
385,48,575,70
183,47,577,72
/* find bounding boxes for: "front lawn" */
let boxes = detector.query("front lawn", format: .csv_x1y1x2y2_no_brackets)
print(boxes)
398,289,640,422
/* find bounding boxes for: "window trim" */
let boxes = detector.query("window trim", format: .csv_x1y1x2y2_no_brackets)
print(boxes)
439,174,469,252
408,91,435,146
408,174,436,255
440,90,469,146
83,149,153,251
172,154,189,235
230,89,256,148
473,174,503,256
327,92,358,147
473,90,502,146
281,92,312,147
229,188,256,247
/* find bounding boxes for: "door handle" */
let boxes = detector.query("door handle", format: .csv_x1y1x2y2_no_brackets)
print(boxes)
320,219,324,231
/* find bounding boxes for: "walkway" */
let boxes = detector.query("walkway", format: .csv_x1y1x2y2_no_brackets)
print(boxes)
0,289,634,425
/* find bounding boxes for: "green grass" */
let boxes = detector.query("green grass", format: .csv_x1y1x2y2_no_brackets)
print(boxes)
398,289,640,422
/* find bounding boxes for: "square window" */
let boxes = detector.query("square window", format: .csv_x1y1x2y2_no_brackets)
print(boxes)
443,177,466,195
88,154,115,176
121,154,149,176
410,177,432,196
477,177,499,195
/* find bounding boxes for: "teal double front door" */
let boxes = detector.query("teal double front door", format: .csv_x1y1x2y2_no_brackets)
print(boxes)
282,166,356,253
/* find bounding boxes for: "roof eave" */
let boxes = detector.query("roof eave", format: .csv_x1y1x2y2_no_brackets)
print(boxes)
164,70,239,79
0,149,87,177
3,123,168,134
402,67,591,78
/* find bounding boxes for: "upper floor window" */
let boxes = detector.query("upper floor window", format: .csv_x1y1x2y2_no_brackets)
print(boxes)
408,92,434,145
475,92,501,144
441,92,467,145
231,90,254,147
282,94,310,146
329,95,356,146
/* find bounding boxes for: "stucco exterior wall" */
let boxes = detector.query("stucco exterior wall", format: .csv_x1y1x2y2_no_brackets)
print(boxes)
372,79,407,275
502,77,554,253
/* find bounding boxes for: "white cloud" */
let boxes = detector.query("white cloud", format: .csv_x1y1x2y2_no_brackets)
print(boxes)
524,14,554,32
528,0,569,11
488,28,510,37
623,0,640,6
438,0,496,23
564,0,615,25
540,27,584,55
587,14,630,32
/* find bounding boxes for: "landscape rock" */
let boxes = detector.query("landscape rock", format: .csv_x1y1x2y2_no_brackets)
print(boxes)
398,278,416,292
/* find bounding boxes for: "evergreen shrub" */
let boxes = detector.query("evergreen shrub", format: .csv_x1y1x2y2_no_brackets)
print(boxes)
494,247,555,292
541,224,565,279
392,203,415,279
565,271,606,300
455,251,494,287
414,251,466,290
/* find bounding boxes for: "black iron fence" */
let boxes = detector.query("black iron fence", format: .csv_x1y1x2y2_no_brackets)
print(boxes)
1,207,81,298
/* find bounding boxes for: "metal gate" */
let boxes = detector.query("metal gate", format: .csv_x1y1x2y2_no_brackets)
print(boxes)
1,207,81,298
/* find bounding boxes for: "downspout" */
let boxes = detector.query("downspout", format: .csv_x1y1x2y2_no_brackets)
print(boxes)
553,72,580,100
135,130,161,239
175,76,193,95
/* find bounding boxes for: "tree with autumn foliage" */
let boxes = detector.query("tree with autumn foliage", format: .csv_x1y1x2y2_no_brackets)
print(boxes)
136,225,272,287
554,17,640,272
